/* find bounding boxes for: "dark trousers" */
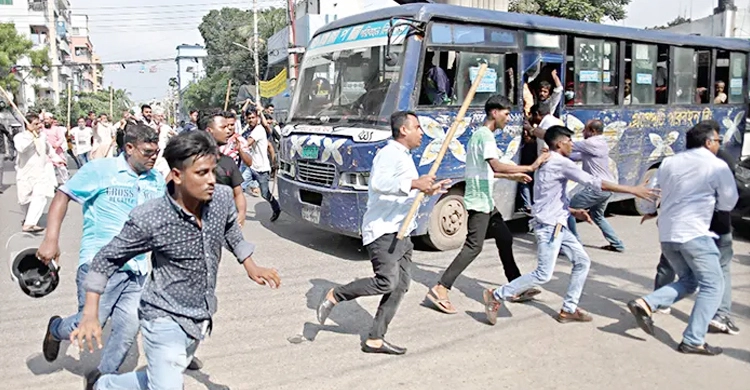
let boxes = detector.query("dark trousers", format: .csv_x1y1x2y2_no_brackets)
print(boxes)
251,169,281,213
439,208,521,289
333,233,413,340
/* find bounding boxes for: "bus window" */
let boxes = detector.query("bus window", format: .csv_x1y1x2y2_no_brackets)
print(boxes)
671,47,697,104
624,43,657,105
655,46,669,104
571,37,618,105
728,52,747,103
695,50,712,104
715,50,730,104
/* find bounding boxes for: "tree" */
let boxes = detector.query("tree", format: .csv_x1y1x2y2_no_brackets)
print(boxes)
0,23,50,98
31,88,133,127
648,16,691,30
510,0,632,23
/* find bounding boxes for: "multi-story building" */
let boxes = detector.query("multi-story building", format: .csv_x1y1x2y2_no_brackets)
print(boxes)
92,53,103,92
0,0,74,110
70,13,95,93
175,44,207,117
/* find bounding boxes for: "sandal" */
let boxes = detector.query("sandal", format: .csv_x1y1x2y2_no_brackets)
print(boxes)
507,288,542,303
425,286,457,314
22,225,45,233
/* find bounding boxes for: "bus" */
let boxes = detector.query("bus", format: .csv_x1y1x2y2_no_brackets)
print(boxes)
276,3,749,251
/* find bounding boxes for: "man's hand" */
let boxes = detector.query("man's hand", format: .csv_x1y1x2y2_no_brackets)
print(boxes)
424,179,451,196
570,208,593,224
70,314,103,353
412,174,436,192
243,259,280,288
531,151,550,170
640,213,657,225
630,185,660,202
499,173,532,183
36,238,60,266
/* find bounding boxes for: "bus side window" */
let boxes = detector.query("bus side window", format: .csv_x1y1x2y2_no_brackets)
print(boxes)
419,50,454,106
453,52,512,106
624,43,657,105
728,52,747,104
696,50,712,104
715,50,730,104
571,37,618,105
671,47,697,104
655,46,669,104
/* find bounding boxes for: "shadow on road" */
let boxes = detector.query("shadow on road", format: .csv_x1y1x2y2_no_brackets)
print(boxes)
185,370,232,390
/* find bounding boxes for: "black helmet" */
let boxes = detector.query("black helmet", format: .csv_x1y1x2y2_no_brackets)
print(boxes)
11,248,59,298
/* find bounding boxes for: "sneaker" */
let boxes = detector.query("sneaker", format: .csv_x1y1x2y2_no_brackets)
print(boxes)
556,308,593,323
482,289,502,326
655,307,671,315
709,316,740,335
677,342,723,356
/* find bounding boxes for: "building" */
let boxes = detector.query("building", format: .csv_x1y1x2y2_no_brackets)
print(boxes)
175,44,208,117
92,53,103,92
0,0,76,110
70,14,96,93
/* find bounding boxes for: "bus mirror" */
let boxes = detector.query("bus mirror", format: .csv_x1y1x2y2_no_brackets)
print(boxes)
384,17,425,68
385,52,399,67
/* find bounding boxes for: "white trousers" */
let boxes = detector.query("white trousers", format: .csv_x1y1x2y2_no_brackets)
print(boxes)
20,195,47,226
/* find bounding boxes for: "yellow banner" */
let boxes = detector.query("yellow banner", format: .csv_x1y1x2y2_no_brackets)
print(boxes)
259,68,288,98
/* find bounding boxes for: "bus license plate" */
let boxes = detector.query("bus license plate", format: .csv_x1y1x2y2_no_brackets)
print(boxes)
301,145,319,159
301,204,321,224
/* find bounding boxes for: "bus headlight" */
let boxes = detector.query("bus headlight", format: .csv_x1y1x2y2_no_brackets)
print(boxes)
279,160,295,178
736,164,750,181
281,125,294,137
339,172,369,190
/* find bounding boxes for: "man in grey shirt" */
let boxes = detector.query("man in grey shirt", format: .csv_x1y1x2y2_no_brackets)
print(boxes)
71,130,281,390
567,119,625,252
482,126,656,325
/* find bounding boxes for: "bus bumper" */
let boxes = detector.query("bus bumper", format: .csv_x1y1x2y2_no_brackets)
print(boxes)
277,176,367,238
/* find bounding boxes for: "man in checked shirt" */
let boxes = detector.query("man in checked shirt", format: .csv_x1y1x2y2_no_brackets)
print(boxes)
72,130,281,390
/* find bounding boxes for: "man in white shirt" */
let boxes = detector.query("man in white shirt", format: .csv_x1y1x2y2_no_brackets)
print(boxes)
316,111,449,355
533,104,563,155
70,117,93,165
14,113,57,233
246,106,281,221
628,121,738,356
92,114,117,159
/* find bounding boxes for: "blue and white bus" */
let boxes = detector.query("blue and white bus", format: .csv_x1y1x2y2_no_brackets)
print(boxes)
277,3,749,250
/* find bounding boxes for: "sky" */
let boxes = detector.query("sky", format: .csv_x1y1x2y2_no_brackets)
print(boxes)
77,0,721,104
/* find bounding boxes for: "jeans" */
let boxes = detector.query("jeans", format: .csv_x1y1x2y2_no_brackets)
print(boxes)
654,233,734,318
51,263,145,374
439,208,521,289
495,223,591,313
519,183,532,209
95,317,200,390
78,152,90,165
567,187,624,250
333,233,413,340
67,149,82,168
251,169,280,213
644,236,723,346
240,165,259,191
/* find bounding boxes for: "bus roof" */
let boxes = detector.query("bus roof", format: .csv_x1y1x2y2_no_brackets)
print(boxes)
316,3,750,52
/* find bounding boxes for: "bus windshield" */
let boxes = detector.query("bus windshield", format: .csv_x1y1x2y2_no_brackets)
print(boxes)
290,43,403,125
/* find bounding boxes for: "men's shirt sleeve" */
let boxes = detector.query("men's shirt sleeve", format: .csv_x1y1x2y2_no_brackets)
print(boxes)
224,195,255,263
369,147,413,196
83,212,153,294
58,161,102,204
560,157,602,189
712,163,739,212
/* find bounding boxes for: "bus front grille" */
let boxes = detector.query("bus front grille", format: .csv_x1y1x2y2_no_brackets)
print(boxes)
296,160,336,187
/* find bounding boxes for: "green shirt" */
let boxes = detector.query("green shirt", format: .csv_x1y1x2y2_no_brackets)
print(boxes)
464,126,499,213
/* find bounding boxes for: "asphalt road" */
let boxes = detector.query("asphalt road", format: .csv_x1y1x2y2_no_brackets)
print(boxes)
0,167,748,390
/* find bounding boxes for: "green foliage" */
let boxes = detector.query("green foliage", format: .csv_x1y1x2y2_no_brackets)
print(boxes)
31,89,133,127
510,0,631,23
648,16,691,30
182,72,231,112
0,23,50,96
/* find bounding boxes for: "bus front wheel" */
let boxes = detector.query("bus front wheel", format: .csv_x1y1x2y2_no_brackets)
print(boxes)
422,188,467,251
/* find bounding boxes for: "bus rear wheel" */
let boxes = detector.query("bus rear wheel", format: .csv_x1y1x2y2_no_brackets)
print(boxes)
422,188,467,251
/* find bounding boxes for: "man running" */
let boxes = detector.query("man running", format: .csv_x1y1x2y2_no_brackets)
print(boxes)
204,110,247,227
37,123,165,388
15,113,56,233
72,130,280,389
483,125,656,325
426,95,548,314
316,111,450,355
245,105,281,221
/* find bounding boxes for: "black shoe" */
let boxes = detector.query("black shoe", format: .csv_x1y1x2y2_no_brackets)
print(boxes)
316,290,335,325
677,342,723,356
43,316,62,362
361,340,406,355
709,315,741,335
270,210,281,222
187,356,203,371
84,369,102,390
627,300,654,336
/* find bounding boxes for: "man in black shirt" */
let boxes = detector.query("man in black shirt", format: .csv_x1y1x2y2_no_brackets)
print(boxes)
204,110,247,227
651,147,739,335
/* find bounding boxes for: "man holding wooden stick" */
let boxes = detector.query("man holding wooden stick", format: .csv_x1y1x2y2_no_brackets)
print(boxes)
316,111,450,355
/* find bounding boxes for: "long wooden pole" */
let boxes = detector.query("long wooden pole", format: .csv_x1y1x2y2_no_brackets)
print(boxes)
109,85,113,117
66,82,72,128
223,79,232,111
396,63,488,240
0,86,31,127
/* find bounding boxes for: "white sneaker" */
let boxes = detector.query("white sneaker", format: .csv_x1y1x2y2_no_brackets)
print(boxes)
655,307,671,315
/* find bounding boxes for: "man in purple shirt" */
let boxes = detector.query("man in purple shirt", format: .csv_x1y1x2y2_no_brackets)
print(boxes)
482,126,657,325
567,119,625,252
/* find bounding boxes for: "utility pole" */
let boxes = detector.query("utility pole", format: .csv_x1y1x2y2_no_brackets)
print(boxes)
286,0,298,90
253,0,260,103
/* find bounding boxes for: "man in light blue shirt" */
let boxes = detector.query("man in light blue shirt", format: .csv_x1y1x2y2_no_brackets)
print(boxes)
567,119,625,252
36,123,165,384
483,126,655,325
316,111,449,355
628,121,738,356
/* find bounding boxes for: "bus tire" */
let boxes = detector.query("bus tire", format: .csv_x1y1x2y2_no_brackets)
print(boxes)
422,188,467,251
634,167,659,215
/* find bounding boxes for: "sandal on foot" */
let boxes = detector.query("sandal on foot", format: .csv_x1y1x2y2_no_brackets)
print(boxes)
425,287,457,314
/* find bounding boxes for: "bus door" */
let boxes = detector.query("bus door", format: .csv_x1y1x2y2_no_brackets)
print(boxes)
522,51,565,116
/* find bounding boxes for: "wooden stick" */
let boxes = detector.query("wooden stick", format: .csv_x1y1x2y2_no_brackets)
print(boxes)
396,63,488,240
0,85,31,127
66,82,72,129
224,79,233,111
109,85,114,117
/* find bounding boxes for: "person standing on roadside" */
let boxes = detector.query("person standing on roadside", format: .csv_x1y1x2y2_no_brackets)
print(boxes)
72,130,280,389
316,111,450,355
629,120,738,356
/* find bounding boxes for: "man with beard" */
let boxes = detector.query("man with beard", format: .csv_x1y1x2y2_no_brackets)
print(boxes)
37,123,166,389
15,113,56,232
140,104,156,129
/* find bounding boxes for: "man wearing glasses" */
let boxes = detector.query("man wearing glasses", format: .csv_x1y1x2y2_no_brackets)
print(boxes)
36,123,166,384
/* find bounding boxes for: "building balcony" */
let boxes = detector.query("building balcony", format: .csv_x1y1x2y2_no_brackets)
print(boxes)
58,39,71,55
59,65,72,79
27,2,48,26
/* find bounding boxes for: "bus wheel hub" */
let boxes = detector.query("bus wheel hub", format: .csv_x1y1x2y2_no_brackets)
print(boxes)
440,199,465,236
